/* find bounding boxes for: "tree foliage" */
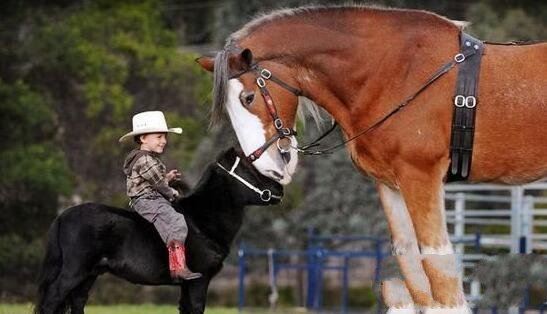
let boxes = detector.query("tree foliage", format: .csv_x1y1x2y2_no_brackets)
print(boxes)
0,0,211,288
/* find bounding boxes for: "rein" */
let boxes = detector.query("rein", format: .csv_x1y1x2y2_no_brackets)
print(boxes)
217,156,282,202
296,46,480,156
241,65,301,163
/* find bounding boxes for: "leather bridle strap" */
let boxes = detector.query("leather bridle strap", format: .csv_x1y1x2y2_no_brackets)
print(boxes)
246,65,299,163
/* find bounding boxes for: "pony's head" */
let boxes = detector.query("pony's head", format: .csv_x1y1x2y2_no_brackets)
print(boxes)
215,147,284,205
197,45,301,185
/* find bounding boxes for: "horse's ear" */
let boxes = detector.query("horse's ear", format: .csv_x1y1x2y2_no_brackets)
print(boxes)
241,48,253,67
195,56,214,72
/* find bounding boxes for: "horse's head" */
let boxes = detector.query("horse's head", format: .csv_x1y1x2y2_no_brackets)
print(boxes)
197,48,301,185
215,147,284,206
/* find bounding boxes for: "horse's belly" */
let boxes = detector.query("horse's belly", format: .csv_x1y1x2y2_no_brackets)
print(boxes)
470,130,547,184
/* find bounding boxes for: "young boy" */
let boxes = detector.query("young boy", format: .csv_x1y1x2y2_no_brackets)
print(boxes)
119,111,201,280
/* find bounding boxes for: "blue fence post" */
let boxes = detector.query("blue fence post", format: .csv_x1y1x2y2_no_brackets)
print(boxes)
519,236,527,253
374,239,384,314
520,286,529,313
306,227,318,309
474,232,482,252
238,245,246,312
314,248,324,311
341,256,349,314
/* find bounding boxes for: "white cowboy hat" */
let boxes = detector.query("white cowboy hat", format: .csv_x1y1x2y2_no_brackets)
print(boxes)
119,111,182,142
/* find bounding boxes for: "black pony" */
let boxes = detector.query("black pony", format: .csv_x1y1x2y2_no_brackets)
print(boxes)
35,148,283,314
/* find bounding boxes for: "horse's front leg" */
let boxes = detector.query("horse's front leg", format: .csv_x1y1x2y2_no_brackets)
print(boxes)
398,166,470,313
178,278,211,314
378,183,433,313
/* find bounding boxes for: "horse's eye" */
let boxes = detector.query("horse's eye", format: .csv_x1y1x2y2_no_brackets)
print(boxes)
239,91,255,107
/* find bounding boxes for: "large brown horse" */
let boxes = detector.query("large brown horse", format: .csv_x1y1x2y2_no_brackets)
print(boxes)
197,5,547,313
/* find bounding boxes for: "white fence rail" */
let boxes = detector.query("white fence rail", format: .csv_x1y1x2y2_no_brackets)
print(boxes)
443,182,547,304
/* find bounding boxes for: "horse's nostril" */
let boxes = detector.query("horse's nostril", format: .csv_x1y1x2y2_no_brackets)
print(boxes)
267,170,284,180
281,152,291,164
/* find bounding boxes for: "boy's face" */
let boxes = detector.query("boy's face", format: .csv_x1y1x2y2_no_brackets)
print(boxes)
139,133,167,154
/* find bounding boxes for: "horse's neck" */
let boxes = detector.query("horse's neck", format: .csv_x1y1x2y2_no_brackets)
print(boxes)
179,174,244,248
244,9,460,131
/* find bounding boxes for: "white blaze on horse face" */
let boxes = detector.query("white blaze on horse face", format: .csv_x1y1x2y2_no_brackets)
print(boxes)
225,79,298,185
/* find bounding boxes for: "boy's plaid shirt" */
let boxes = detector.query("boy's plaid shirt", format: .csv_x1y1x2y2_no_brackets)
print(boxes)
124,150,178,201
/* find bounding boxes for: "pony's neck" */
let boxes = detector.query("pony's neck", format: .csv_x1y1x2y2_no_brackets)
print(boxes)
177,168,244,250
239,7,461,133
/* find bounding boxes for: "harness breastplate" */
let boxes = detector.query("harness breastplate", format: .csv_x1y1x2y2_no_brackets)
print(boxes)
447,33,485,182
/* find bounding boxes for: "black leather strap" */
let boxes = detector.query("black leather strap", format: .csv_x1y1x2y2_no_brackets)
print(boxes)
447,33,485,182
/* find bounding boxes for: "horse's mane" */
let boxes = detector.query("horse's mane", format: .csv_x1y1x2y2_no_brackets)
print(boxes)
176,163,216,205
231,5,466,42
210,5,466,130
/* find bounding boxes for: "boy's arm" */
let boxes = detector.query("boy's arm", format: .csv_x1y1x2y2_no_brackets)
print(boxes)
138,157,179,201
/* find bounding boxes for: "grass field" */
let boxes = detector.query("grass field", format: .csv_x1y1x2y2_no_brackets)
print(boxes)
0,304,242,314
0,304,317,314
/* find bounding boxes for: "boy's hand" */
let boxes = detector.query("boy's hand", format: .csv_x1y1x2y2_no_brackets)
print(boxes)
171,189,180,201
166,169,182,182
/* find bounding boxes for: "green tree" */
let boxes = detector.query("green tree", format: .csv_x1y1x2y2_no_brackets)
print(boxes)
18,0,211,204
466,0,546,41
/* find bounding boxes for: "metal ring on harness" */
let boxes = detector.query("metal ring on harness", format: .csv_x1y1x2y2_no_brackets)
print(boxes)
276,137,293,154
274,118,283,129
465,96,477,108
260,189,272,202
260,68,272,79
257,77,266,88
454,53,466,63
454,95,466,107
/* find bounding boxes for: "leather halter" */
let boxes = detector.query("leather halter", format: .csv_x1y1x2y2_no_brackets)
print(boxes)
217,156,283,202
234,64,302,163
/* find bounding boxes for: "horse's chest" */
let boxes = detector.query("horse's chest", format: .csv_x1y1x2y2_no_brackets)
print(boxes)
348,142,396,183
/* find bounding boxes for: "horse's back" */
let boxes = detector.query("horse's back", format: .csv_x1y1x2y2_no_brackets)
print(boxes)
54,203,171,284
470,42,547,183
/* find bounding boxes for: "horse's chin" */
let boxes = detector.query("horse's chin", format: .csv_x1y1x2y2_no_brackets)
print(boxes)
256,149,298,186
262,169,293,185
277,172,293,185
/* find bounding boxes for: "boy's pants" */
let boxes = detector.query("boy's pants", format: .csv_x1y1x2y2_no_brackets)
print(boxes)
131,193,188,244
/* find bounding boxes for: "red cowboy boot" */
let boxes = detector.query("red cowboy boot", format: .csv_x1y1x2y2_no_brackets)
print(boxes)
167,240,202,280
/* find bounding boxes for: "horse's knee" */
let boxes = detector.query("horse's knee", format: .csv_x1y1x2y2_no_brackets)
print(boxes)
420,239,454,255
391,239,419,255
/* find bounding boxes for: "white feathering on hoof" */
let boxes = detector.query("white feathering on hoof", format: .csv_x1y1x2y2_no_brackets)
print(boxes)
387,306,417,314
423,305,472,314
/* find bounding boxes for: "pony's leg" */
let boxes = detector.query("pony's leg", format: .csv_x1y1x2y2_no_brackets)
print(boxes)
378,184,434,312
178,278,211,314
39,264,88,314
69,276,97,314
397,171,470,313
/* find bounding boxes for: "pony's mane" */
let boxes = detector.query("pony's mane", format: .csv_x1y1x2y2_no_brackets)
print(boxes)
210,5,466,128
